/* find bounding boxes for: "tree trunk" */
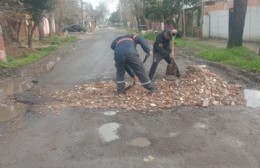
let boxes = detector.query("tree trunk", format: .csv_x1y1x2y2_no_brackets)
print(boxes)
6,17,21,43
39,21,44,41
136,16,140,31
165,18,175,30
176,12,181,30
28,23,37,48
227,0,247,48
17,21,21,43
48,13,53,36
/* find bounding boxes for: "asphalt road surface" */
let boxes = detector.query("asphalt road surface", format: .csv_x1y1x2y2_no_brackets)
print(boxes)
0,28,260,168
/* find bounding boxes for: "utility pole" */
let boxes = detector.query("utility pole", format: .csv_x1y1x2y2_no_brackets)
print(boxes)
200,0,204,38
182,0,186,37
81,0,84,25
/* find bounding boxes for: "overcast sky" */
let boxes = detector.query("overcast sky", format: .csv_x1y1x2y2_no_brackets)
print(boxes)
85,0,119,13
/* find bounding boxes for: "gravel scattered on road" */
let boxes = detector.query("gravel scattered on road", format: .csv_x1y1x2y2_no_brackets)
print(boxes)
45,65,245,112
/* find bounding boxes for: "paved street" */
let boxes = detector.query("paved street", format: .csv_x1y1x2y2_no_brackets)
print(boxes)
0,28,260,168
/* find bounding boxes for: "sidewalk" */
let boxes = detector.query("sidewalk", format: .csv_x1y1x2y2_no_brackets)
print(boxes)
187,38,260,54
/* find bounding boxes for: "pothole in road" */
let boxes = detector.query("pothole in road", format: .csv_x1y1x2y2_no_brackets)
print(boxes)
98,122,121,142
194,122,208,130
103,110,119,116
46,65,245,112
0,103,28,122
127,137,151,147
244,89,260,108
169,132,179,137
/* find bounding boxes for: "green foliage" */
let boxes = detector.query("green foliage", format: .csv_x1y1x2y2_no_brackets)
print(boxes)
144,0,201,22
42,35,77,45
3,46,57,67
199,47,260,72
0,36,77,68
21,0,55,24
141,33,260,72
0,0,21,8
141,32,156,41
174,38,188,46
141,31,186,44
109,11,121,24
144,5,163,21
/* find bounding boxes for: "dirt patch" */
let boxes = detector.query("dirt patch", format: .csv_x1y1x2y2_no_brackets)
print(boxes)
175,46,260,90
6,45,35,58
0,44,35,79
0,66,17,79
44,65,245,112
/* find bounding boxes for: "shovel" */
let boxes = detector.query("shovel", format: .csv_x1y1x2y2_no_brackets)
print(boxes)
166,40,180,77
143,54,149,64
166,58,180,77
125,80,136,91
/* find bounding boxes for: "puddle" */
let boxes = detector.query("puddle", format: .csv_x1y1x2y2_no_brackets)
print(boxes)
194,122,208,130
98,122,121,142
222,136,244,148
103,110,118,116
244,89,260,108
0,103,28,122
128,137,151,147
169,132,179,137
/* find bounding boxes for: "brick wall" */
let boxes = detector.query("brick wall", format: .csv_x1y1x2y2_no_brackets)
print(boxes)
248,0,260,7
204,0,259,14
0,25,7,62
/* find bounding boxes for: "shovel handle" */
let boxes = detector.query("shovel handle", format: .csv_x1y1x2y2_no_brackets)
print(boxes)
143,54,149,64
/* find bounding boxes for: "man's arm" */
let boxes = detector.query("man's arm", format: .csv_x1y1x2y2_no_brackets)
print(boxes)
154,34,171,57
134,36,150,54
111,38,118,50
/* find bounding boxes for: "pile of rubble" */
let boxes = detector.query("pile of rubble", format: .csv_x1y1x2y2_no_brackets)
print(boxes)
47,65,245,112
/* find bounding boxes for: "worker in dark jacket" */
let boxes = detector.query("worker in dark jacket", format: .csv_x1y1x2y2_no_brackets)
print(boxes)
111,34,156,94
149,29,180,80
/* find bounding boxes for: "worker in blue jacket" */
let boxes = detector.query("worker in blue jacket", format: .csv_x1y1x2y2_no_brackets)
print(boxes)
111,34,156,94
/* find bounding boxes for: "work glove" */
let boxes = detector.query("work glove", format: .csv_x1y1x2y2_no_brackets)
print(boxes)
148,51,153,56
171,29,178,37
170,53,175,60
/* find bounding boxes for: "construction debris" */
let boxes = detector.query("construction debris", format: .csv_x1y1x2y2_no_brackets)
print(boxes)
46,65,245,112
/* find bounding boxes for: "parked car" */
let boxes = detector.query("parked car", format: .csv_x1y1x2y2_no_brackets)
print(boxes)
63,24,86,33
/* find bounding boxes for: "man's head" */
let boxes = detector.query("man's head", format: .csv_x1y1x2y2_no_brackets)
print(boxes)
164,29,178,40
164,31,172,40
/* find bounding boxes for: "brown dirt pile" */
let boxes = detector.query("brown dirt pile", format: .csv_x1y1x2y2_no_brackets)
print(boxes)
47,65,245,112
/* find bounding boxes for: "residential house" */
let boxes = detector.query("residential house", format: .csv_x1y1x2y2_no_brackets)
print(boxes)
183,0,260,43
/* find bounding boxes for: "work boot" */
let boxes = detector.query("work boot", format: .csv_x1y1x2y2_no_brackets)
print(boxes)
149,88,158,95
116,91,126,95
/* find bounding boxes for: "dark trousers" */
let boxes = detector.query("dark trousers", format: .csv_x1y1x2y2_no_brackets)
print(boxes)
114,54,156,93
125,65,135,78
149,53,180,80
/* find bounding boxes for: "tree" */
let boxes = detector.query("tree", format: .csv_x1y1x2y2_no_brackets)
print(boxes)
227,0,247,48
117,0,134,28
131,0,146,31
144,0,200,30
94,2,109,26
0,0,24,43
20,0,55,48
53,0,80,33
109,11,120,24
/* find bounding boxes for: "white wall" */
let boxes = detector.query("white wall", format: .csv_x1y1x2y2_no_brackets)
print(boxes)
202,15,210,38
243,6,260,42
203,5,260,43
208,10,229,39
